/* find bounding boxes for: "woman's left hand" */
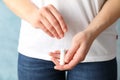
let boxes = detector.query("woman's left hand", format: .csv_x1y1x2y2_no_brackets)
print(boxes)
49,31,96,71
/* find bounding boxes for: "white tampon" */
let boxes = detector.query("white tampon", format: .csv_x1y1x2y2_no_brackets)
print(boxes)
60,49,66,65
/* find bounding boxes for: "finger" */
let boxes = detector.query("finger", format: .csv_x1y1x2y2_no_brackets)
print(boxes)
54,54,80,70
75,43,87,61
55,43,87,70
48,4,68,33
49,50,60,56
37,21,54,37
54,57,79,70
51,57,60,66
49,52,60,59
65,42,80,63
65,44,86,68
54,50,60,53
60,44,87,70
42,6,64,38
40,15,60,38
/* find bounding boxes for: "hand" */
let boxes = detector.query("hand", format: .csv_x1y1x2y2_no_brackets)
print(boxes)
49,31,95,70
29,4,67,39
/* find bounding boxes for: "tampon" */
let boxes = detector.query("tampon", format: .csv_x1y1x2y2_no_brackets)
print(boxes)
60,49,65,65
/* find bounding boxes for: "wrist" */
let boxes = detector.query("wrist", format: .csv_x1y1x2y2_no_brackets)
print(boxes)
83,26,99,40
23,4,39,24
26,7,39,24
83,20,107,40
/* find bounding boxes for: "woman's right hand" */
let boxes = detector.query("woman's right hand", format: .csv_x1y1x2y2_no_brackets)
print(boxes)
29,4,67,39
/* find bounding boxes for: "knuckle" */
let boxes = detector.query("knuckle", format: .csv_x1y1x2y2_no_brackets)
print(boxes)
47,4,54,8
40,7,48,12
79,56,85,61
58,15,63,21
44,28,49,32
52,20,58,26
71,42,79,48
48,26,54,31
52,30,57,35
32,21,40,28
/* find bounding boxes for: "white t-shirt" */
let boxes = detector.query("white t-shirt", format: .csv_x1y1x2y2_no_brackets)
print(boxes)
18,0,117,62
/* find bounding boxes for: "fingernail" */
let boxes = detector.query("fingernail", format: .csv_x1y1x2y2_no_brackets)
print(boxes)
50,35,54,38
57,36,61,39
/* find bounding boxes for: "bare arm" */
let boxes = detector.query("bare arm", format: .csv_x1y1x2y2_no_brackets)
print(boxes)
84,0,120,38
3,0,38,23
3,0,67,39
50,0,120,70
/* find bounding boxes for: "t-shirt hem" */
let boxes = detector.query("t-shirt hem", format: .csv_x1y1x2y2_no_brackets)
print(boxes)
18,49,116,62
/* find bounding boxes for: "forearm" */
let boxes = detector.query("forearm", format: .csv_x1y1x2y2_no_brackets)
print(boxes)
3,0,38,23
84,0,120,38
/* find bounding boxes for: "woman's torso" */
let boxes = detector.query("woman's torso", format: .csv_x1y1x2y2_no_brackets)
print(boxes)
18,0,117,62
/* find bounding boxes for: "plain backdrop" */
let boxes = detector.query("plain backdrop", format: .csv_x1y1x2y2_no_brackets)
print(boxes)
0,1,120,80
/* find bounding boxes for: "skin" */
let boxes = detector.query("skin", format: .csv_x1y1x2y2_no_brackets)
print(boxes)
3,0,120,71
3,0,67,39
50,0,120,70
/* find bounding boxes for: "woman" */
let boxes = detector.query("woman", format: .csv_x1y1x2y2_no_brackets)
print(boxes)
3,0,120,80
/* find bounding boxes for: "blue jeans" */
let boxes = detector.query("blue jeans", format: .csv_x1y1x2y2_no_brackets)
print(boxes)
18,53,117,80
